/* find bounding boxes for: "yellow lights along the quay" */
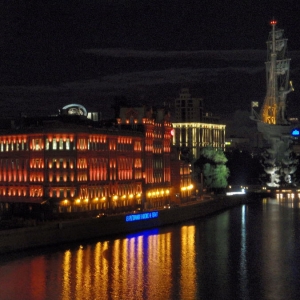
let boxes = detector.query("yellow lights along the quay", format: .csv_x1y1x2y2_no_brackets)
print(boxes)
60,193,141,206
147,189,170,198
181,184,194,192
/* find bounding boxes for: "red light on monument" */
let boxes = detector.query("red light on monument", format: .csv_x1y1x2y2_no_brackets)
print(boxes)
270,20,277,26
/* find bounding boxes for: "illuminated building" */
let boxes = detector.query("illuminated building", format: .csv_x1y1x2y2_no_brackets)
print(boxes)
172,89,225,196
0,104,173,217
172,88,226,160
172,122,226,160
169,147,193,203
117,106,173,209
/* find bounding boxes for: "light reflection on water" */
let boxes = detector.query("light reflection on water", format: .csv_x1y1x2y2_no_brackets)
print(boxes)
180,225,196,300
59,229,177,300
239,205,249,299
1,199,300,300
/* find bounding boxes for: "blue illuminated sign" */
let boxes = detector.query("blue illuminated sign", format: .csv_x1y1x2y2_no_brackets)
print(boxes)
125,211,159,222
292,129,300,136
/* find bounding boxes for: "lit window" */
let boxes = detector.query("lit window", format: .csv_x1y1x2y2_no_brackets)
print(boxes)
34,139,40,150
59,138,63,150
45,139,49,150
66,138,70,150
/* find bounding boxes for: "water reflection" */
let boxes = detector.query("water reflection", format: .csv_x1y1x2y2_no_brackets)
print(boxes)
240,205,249,299
62,250,71,300
196,210,230,299
180,225,196,299
1,200,300,299
58,229,177,300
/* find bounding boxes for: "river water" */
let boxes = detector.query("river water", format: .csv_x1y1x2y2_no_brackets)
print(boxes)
0,198,300,300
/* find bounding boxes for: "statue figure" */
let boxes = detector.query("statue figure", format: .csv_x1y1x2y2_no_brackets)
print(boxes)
278,81,293,123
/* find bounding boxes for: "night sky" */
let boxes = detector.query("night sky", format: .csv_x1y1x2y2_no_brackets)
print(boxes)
1,1,300,136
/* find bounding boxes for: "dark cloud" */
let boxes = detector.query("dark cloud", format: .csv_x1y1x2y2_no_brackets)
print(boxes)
1,48,300,122
1,1,300,124
1,1,300,52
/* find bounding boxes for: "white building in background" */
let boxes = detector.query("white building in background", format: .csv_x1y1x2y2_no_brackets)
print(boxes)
172,88,226,161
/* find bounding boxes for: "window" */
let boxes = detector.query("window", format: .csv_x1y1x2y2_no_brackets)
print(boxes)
45,139,50,150
59,138,63,150
66,138,70,150
79,139,85,150
34,139,40,150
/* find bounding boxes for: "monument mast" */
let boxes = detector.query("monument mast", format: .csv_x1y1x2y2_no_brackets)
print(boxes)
251,20,297,187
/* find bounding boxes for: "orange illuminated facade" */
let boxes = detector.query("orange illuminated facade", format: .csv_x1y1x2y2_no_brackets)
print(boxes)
0,105,174,217
118,106,173,209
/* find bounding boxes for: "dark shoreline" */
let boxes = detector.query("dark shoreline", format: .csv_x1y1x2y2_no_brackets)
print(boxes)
0,196,249,255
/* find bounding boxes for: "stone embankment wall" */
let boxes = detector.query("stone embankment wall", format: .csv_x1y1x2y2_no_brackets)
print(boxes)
0,196,245,254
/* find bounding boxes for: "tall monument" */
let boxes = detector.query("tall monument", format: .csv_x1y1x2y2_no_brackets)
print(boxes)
251,20,297,187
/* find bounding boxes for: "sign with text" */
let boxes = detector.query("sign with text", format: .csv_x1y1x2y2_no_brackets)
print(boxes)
125,211,159,222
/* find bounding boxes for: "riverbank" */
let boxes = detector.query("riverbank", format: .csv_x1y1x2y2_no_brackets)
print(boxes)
0,196,247,254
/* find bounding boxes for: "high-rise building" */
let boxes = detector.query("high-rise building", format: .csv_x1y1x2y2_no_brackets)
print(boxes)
172,89,226,161
174,88,203,122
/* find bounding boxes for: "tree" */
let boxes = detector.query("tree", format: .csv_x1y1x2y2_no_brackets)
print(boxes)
194,147,229,192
